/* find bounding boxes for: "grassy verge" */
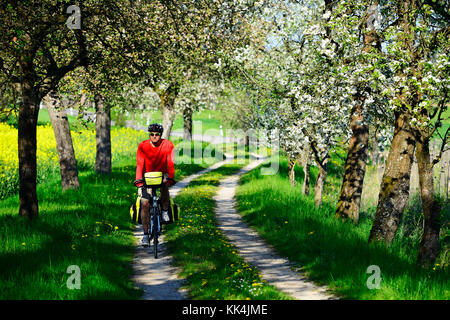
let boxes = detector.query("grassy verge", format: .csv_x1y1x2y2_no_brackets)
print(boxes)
0,137,216,299
235,157,450,299
164,161,292,300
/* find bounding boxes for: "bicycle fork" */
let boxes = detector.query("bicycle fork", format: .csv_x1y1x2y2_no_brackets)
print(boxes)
150,192,161,237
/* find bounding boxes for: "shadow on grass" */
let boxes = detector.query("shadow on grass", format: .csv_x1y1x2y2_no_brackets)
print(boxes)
0,207,140,299
0,167,143,299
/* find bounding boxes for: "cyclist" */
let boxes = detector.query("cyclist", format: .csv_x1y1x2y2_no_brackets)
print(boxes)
136,123,175,246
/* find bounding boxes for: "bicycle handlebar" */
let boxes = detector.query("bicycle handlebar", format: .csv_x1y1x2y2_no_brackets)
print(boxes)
133,178,176,187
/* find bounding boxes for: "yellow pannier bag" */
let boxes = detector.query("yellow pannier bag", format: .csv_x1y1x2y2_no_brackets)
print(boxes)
130,196,142,224
130,194,180,225
144,171,163,186
161,198,180,225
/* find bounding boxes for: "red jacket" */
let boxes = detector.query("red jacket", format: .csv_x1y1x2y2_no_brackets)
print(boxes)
136,139,175,182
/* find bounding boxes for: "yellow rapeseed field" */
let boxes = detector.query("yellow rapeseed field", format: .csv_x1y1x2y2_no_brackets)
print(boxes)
0,122,147,198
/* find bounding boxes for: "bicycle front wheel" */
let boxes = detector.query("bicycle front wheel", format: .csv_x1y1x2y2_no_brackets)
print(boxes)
153,208,159,259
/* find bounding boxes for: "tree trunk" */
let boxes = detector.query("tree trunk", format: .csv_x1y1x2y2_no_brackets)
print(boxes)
18,81,40,219
416,136,441,268
314,156,328,207
131,109,136,128
244,134,250,148
44,91,80,191
162,106,176,140
288,156,297,187
158,84,179,140
94,93,112,174
302,152,311,196
183,107,193,141
335,101,369,223
335,2,379,223
368,110,416,244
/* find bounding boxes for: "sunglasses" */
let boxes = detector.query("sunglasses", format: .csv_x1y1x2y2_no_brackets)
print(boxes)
150,132,161,137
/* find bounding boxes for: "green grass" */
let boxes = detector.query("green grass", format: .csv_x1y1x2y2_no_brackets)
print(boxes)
0,137,218,299
3,105,448,300
164,161,292,300
235,157,450,300
0,167,142,299
37,108,77,126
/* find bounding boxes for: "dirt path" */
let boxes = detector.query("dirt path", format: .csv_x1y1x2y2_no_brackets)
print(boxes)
131,158,232,300
132,157,335,300
214,159,336,300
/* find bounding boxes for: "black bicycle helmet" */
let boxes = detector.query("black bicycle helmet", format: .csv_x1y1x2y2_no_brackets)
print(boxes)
148,123,164,133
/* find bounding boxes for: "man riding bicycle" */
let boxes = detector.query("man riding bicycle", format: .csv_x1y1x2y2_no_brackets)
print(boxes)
136,123,175,246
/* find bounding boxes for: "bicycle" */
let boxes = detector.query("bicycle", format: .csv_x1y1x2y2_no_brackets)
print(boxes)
133,172,175,258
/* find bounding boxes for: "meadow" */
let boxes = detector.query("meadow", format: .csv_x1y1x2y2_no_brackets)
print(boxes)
0,119,219,299
1,111,448,299
235,155,450,299
0,122,147,199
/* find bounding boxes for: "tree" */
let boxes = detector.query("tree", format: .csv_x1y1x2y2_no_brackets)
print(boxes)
176,76,224,141
330,0,382,223
43,89,80,190
368,0,449,252
224,0,351,206
116,0,259,140
0,1,105,218
410,24,449,267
